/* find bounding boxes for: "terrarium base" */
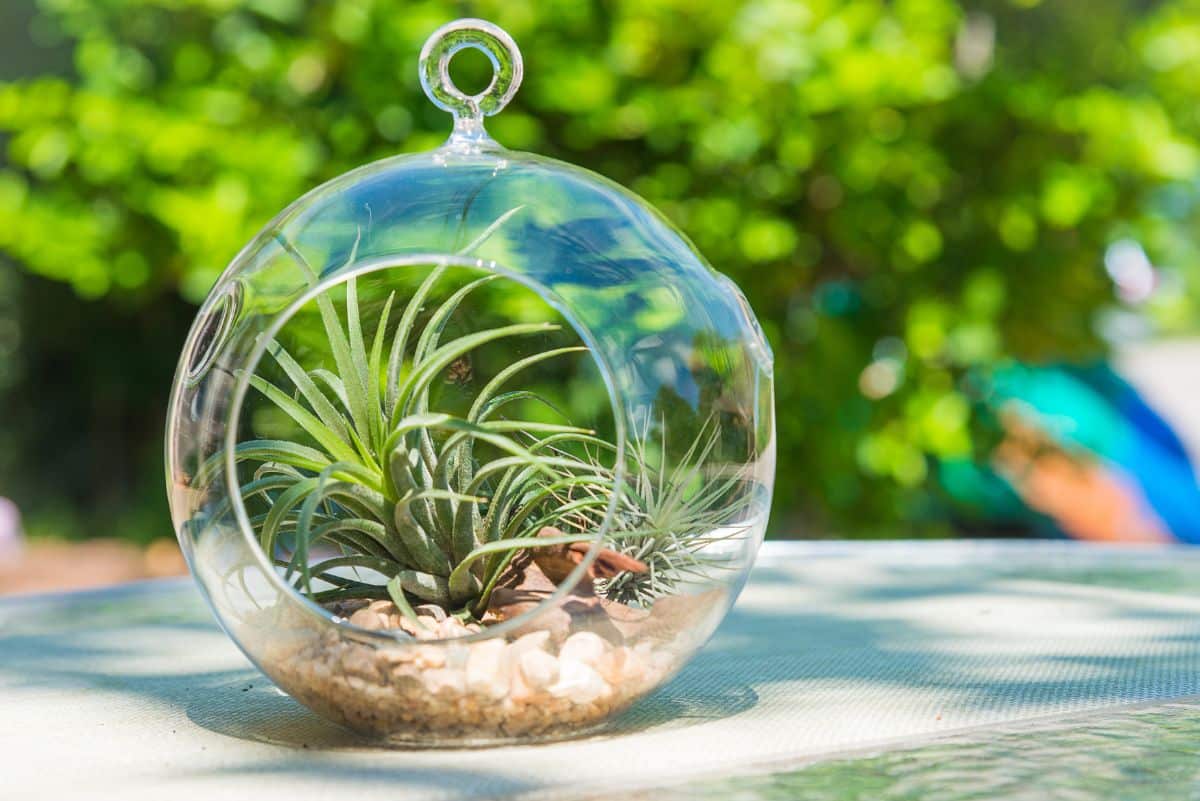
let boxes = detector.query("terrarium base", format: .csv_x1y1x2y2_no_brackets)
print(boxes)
246,590,726,744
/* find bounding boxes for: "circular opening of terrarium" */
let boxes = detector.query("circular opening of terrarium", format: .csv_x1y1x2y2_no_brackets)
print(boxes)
224,256,630,642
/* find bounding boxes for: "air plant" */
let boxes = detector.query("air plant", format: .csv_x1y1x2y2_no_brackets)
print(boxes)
594,416,757,607
200,238,619,623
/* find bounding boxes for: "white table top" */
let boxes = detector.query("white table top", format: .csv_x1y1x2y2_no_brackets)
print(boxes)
5,540,1200,800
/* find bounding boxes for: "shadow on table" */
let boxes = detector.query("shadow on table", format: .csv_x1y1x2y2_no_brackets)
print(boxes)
6,565,1200,757
176,757,543,798
0,581,762,751
180,669,761,748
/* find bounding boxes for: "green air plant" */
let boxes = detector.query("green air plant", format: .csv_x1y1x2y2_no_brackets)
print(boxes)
594,416,757,607
207,243,621,623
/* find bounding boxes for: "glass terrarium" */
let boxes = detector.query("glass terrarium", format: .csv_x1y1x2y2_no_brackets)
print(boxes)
166,18,774,745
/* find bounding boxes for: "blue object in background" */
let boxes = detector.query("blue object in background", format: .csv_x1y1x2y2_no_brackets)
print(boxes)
947,362,1200,543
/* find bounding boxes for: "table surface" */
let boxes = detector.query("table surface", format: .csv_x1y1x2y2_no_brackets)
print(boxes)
5,540,1200,801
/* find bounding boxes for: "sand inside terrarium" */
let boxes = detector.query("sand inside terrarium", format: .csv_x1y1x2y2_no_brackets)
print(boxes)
243,588,725,743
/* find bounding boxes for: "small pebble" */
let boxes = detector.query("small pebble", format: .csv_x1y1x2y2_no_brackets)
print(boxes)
414,604,448,621
437,617,470,639
348,607,389,630
559,631,608,666
250,598,683,741
517,647,559,689
549,658,611,704
508,630,551,657
466,639,509,699
413,645,446,669
423,667,466,696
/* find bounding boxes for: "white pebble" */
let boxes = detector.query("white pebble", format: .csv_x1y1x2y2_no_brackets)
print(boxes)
509,630,552,655
503,631,547,671
517,647,559,689
422,667,465,696
446,643,471,670
437,617,470,639
466,639,509,699
348,608,389,630
413,645,446,669
549,658,611,703
559,631,608,667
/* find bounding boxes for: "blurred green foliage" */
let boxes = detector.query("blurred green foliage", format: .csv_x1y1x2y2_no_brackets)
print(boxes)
2,0,1200,540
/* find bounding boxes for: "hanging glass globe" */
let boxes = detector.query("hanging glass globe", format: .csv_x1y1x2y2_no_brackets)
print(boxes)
166,18,775,744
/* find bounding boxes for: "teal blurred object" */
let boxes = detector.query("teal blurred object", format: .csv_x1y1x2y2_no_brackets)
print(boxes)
945,363,1200,543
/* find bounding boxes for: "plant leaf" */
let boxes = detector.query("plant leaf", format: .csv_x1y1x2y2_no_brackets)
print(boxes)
263,339,351,442
248,374,363,466
386,265,446,415
367,291,396,452
393,494,451,576
395,570,451,605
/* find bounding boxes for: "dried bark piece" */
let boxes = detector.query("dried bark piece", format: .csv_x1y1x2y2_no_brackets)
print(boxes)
488,561,558,616
531,526,649,583
324,598,371,619
487,530,646,643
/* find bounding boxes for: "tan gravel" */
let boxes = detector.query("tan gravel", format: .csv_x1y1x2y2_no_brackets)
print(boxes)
244,591,725,744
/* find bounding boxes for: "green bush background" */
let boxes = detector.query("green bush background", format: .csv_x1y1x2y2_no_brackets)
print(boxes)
2,0,1199,543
